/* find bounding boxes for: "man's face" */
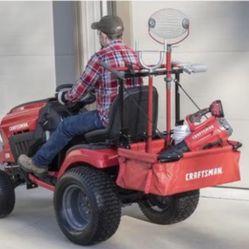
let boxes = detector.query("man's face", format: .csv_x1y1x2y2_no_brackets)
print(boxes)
98,31,110,48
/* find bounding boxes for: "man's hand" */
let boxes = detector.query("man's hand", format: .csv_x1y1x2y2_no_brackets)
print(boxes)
56,89,68,105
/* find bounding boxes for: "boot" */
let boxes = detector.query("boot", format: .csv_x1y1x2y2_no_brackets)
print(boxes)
18,154,48,176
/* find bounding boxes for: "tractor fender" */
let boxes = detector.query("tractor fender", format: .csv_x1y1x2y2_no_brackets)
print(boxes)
57,147,119,178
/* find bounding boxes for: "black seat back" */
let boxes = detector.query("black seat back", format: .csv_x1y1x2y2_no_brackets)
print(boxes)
85,86,158,143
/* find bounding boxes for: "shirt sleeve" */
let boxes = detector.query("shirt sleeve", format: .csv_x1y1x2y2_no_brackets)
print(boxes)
65,53,101,102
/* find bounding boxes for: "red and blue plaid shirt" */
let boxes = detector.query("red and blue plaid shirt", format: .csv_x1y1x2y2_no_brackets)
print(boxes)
65,39,143,126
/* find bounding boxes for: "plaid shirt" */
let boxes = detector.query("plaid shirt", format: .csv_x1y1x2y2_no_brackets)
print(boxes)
65,39,143,126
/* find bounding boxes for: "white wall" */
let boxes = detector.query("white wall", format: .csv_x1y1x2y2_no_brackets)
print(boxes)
0,2,56,117
0,1,104,119
127,1,249,188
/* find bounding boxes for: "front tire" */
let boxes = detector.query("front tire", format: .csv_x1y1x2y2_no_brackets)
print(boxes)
0,170,15,218
54,166,121,245
138,190,199,224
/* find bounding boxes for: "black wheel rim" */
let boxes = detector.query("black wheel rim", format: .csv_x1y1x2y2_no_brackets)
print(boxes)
62,184,92,232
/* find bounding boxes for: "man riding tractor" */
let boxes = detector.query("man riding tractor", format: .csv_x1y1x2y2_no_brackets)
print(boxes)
18,15,143,175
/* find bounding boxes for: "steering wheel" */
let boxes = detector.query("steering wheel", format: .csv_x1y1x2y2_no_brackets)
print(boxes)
55,84,96,113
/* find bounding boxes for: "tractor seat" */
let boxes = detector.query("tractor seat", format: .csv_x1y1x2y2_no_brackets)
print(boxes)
84,86,158,144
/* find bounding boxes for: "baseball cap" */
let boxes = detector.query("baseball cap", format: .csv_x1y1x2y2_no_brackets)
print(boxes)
91,15,124,36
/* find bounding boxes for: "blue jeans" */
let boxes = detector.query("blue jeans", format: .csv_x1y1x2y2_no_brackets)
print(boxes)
32,110,104,167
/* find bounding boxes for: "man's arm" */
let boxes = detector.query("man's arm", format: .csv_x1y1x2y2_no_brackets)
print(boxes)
64,54,101,103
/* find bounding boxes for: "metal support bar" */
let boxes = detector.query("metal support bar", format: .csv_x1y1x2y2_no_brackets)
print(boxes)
175,73,181,123
165,44,172,146
118,78,124,132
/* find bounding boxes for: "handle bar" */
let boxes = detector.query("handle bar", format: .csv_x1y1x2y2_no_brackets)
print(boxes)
174,63,207,74
101,61,207,79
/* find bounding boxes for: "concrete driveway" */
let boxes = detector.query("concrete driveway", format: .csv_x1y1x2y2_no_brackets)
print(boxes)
0,186,248,249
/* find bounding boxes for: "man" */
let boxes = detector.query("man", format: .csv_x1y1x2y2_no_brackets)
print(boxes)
18,15,143,175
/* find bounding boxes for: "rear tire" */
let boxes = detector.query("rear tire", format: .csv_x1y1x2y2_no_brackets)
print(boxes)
54,166,121,245
138,190,199,224
0,170,15,218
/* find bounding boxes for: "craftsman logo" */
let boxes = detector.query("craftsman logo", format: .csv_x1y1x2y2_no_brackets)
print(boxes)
9,122,29,132
192,125,214,140
185,167,223,181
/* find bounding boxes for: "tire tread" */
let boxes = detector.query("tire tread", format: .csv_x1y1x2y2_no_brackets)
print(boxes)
139,190,199,225
55,166,121,245
0,170,15,218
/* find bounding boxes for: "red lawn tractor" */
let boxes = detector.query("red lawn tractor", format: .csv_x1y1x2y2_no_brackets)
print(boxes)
0,9,241,246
